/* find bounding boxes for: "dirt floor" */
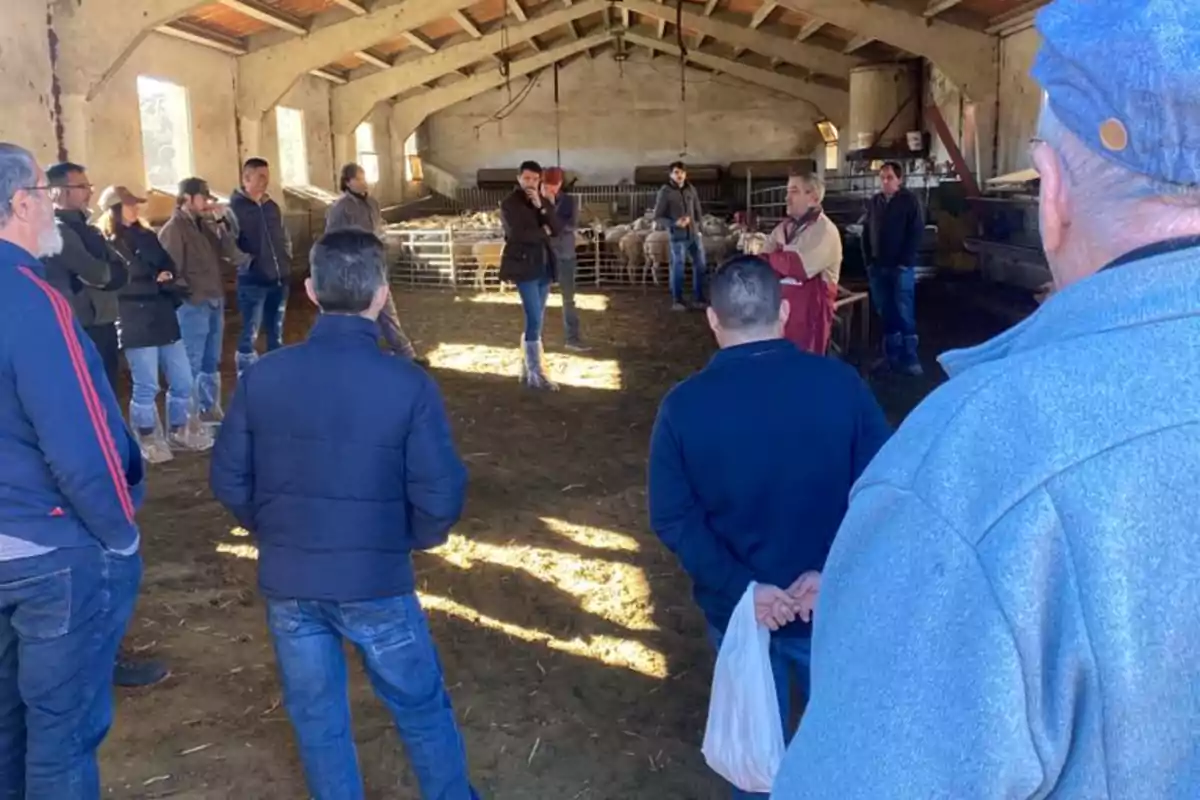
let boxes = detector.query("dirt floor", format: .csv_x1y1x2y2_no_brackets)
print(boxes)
98,280,1016,799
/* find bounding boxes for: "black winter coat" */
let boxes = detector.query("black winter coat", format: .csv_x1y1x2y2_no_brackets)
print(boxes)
110,223,187,350
499,187,562,284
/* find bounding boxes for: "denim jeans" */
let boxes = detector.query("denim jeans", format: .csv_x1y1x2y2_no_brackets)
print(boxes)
557,254,582,343
708,627,811,800
0,547,142,799
516,277,552,343
378,291,417,359
124,340,194,432
236,282,288,372
669,235,707,303
266,594,477,800
177,299,224,413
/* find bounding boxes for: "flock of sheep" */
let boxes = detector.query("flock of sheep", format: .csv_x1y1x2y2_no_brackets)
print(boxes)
383,209,763,289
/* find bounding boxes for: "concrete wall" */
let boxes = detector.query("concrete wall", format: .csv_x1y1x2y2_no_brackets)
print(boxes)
425,51,825,184
996,27,1043,176
81,32,240,197
0,0,58,163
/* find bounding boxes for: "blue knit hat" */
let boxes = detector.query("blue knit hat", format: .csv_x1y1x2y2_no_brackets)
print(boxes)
1031,0,1200,186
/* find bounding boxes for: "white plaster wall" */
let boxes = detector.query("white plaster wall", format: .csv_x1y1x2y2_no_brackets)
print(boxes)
425,51,825,184
82,32,240,197
0,0,58,163
997,27,1043,176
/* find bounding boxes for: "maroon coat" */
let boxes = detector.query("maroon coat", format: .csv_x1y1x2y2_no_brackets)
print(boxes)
767,250,836,356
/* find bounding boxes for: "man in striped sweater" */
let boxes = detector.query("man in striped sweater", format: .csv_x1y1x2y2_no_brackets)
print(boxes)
0,143,146,797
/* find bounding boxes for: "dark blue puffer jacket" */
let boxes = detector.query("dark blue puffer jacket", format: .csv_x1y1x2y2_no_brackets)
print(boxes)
209,314,468,602
228,189,291,286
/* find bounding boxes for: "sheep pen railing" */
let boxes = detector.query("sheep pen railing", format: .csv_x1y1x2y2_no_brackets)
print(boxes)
384,223,744,292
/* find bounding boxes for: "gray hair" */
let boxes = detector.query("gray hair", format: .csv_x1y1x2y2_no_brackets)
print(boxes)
710,255,782,331
0,144,38,227
309,229,387,313
794,173,826,205
1038,103,1200,212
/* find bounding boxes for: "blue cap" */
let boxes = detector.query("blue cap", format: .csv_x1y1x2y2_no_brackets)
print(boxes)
1031,0,1200,186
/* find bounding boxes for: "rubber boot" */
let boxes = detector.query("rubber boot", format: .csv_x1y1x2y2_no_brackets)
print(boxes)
522,339,559,391
235,350,258,377
199,372,224,426
900,335,924,377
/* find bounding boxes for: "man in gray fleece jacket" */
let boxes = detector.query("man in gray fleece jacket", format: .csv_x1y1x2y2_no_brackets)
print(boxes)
326,163,423,364
653,161,707,310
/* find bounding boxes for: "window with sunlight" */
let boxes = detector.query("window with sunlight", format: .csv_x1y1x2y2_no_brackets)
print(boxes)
403,131,420,182
136,76,193,191
825,141,839,171
275,106,309,187
355,122,380,185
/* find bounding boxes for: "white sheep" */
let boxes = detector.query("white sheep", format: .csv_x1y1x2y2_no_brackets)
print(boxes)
643,230,671,286
470,240,506,290
619,230,649,285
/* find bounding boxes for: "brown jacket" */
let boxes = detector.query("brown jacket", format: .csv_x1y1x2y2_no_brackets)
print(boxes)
158,208,242,303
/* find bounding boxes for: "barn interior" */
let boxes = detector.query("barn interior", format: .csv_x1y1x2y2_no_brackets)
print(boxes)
4,1,1050,797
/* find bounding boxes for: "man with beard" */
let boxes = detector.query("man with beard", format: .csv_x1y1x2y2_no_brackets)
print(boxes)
0,143,146,797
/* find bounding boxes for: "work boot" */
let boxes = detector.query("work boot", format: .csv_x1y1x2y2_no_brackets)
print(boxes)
115,652,169,688
521,339,559,391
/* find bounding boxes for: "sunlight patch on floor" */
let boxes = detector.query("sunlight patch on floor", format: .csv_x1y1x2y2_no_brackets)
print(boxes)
540,517,641,553
460,293,610,312
217,541,259,560
420,591,667,679
426,344,622,390
433,534,656,633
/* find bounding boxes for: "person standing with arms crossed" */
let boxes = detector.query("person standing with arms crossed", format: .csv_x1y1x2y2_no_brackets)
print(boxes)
541,167,590,352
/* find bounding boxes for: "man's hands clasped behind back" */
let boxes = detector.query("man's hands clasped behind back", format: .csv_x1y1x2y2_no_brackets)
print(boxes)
752,572,821,631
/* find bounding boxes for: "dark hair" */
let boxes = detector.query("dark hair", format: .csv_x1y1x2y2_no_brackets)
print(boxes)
710,255,783,331
669,161,686,172
46,162,86,187
339,162,363,192
309,229,387,314
242,157,270,173
518,160,542,175
880,161,904,179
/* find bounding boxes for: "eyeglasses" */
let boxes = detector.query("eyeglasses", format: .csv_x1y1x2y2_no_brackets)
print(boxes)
20,185,54,193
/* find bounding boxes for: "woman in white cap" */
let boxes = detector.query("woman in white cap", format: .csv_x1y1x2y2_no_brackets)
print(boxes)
96,185,211,462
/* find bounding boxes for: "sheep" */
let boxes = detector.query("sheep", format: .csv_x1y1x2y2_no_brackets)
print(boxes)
619,230,649,285
643,230,671,286
470,240,506,290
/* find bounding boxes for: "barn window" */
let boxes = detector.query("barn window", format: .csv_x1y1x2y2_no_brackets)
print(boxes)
355,122,380,185
136,76,194,191
275,106,309,187
825,142,839,171
403,131,421,182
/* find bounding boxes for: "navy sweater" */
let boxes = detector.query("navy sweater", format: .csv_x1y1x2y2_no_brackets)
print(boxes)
210,314,467,602
648,340,891,637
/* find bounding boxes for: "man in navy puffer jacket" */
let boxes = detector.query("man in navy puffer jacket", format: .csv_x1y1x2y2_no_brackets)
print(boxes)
210,228,477,799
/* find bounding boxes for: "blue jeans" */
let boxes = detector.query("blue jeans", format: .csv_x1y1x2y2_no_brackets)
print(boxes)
516,277,551,343
709,627,811,800
669,236,707,303
0,547,142,799
177,299,224,413
124,340,194,432
867,265,918,364
558,254,582,343
236,282,288,372
266,594,477,800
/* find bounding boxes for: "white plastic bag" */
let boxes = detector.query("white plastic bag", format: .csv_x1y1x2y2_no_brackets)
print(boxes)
701,582,785,793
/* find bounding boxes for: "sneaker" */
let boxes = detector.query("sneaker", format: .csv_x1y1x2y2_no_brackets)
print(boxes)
564,340,592,353
671,302,688,312
689,300,710,311
115,655,169,688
